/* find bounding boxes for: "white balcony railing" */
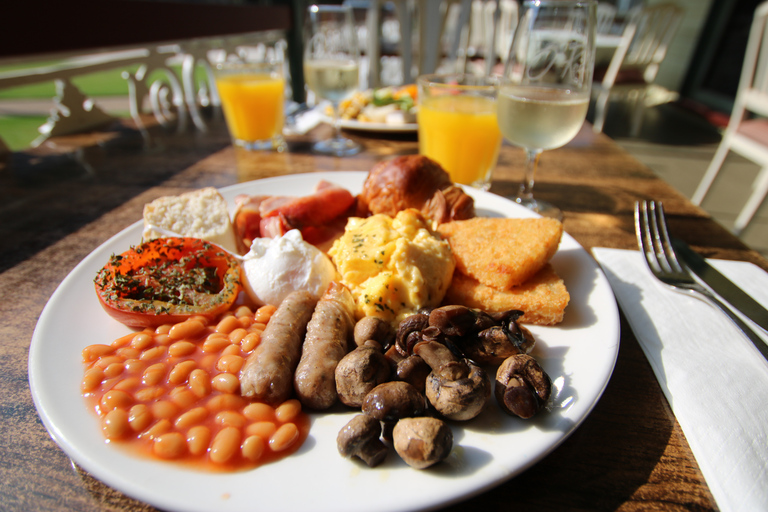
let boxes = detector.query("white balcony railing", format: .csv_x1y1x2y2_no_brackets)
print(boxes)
0,30,288,150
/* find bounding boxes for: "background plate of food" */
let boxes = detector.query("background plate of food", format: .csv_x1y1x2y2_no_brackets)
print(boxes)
322,85,418,132
332,118,418,133
29,171,620,512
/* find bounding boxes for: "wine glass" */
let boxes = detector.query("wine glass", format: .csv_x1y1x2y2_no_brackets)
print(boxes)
304,4,361,157
498,0,596,218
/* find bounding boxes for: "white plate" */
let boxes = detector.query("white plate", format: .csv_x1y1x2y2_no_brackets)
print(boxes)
322,115,418,133
29,171,620,512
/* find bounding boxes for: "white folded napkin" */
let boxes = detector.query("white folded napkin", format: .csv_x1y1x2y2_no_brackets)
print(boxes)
592,248,768,512
283,108,322,135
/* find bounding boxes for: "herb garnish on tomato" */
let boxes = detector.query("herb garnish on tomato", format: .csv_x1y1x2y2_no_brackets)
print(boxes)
94,237,241,328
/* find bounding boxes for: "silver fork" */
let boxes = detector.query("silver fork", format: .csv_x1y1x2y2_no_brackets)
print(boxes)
635,200,768,361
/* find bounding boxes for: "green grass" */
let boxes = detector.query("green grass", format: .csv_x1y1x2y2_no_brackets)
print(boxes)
0,115,48,149
0,65,138,99
0,63,135,149
0,63,207,150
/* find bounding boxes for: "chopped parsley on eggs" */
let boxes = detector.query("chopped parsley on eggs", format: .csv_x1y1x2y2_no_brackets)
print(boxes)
329,209,455,325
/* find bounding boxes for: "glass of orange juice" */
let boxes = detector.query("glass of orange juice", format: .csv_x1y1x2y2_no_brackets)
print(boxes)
417,74,502,190
214,60,286,151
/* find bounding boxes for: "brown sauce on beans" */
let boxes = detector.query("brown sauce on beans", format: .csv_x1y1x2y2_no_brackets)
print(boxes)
82,304,311,471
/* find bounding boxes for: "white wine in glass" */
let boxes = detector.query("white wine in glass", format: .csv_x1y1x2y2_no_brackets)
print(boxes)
499,0,596,219
304,59,359,102
304,4,361,157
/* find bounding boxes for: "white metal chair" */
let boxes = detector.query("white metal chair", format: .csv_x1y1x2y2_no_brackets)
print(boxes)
596,2,616,34
591,3,683,134
449,0,517,76
418,0,474,77
692,1,768,234
362,0,473,86
354,0,413,87
486,0,519,70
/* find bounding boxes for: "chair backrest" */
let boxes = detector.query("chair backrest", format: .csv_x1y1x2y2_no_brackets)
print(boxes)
733,1,768,123
492,0,519,64
442,0,472,60
468,0,487,54
597,2,683,88
478,0,519,67
623,3,684,83
596,2,617,34
421,0,471,76
449,0,518,74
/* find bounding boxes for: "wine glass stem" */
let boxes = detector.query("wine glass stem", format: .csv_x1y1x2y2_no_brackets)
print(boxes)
331,101,342,141
518,149,542,201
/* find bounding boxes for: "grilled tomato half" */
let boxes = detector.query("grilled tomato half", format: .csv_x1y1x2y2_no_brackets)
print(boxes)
94,237,241,328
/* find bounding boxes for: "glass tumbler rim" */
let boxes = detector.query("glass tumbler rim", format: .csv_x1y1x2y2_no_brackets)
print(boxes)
308,3,354,14
417,73,500,91
522,0,597,7
213,59,283,74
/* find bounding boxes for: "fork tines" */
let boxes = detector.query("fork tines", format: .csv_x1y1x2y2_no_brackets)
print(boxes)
635,200,685,277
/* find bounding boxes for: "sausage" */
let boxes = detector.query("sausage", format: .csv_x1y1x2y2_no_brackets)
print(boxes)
293,282,356,410
240,290,318,405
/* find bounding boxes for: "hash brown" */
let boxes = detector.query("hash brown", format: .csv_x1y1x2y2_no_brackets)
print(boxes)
436,217,563,289
443,264,569,325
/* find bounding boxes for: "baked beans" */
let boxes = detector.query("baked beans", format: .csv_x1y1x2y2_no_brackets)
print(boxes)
82,305,309,471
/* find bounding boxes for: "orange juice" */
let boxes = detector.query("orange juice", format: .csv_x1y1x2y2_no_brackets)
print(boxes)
418,94,502,189
216,72,285,149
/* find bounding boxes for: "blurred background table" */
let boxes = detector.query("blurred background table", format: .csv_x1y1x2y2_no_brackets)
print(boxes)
2,113,766,510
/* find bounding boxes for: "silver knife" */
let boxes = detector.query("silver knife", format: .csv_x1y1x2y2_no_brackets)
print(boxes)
671,237,768,332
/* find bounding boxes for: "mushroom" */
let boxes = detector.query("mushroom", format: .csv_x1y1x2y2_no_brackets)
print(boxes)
392,417,453,469
354,316,395,349
498,316,536,355
395,313,430,356
495,354,552,419
462,324,530,364
413,339,491,421
428,305,496,336
429,305,535,364
395,355,431,394
335,341,391,408
383,343,406,372
362,381,427,422
337,414,388,467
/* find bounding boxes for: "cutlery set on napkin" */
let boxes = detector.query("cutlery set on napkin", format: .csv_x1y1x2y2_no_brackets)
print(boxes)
592,201,768,512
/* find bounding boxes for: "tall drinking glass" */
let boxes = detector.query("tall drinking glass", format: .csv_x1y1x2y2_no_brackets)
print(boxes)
498,0,596,218
214,60,286,152
304,4,361,156
418,74,502,191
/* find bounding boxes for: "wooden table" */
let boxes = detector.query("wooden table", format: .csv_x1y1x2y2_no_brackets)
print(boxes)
2,113,764,511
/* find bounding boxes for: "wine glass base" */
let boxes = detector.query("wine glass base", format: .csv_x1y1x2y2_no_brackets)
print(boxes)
312,137,361,157
514,197,563,221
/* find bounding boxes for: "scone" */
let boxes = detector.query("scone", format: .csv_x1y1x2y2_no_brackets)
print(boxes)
142,187,240,254
443,264,569,325
437,217,563,289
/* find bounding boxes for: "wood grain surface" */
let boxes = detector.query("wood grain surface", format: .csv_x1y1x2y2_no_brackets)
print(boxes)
2,113,759,511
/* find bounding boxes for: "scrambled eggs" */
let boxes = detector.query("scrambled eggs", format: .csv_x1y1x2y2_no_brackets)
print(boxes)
329,209,455,325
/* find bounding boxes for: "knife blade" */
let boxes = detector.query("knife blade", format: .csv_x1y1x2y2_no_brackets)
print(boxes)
671,237,768,332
